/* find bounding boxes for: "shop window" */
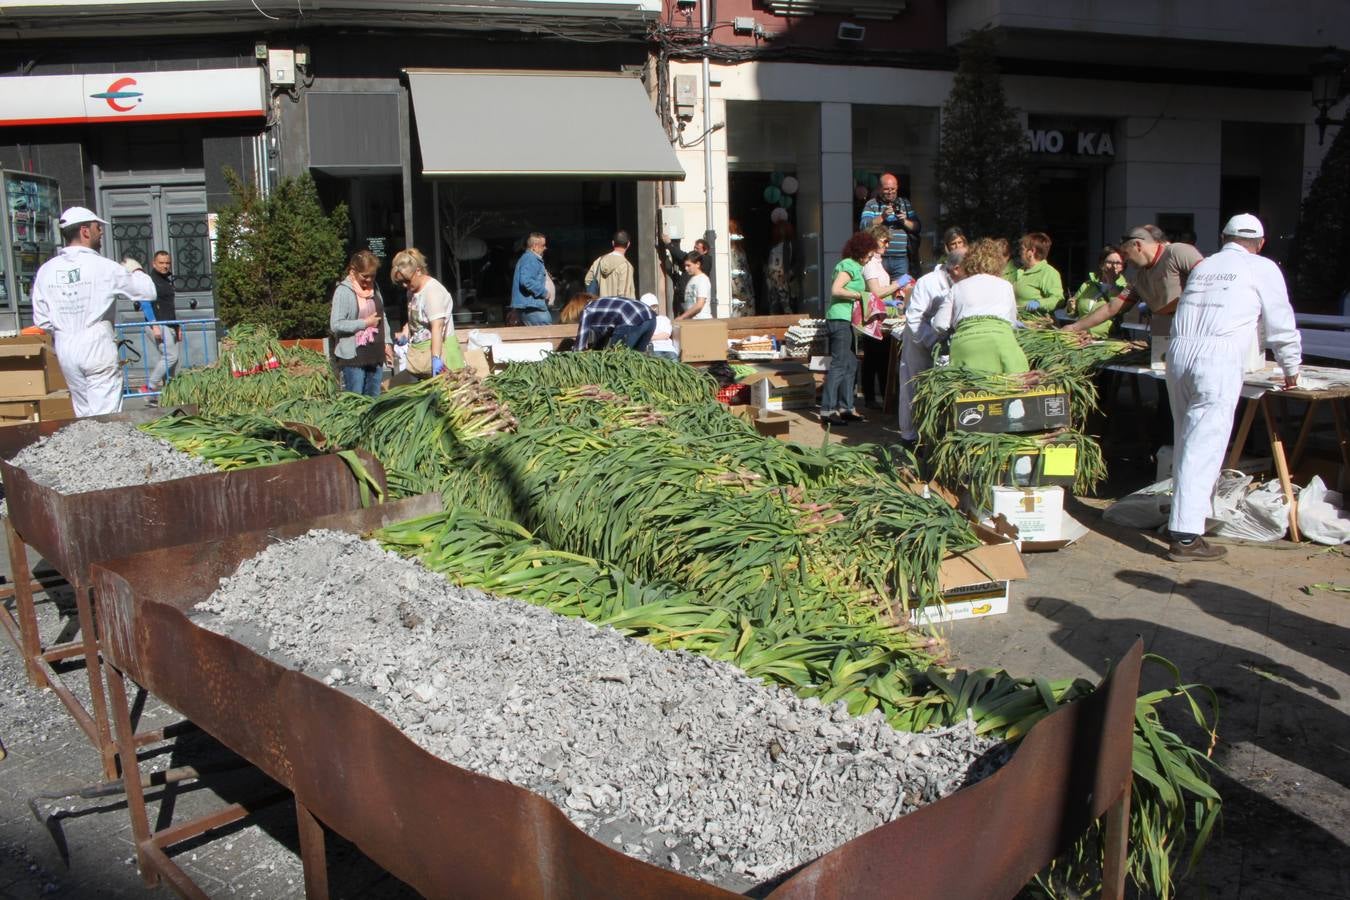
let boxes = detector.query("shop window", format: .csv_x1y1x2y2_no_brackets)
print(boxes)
851,104,939,273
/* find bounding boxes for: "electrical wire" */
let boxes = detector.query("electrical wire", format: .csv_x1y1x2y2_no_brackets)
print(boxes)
249,0,281,22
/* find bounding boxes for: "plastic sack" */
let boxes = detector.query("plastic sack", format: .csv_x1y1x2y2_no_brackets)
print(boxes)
1210,479,1288,542
1103,478,1173,529
466,329,502,352
1297,476,1350,545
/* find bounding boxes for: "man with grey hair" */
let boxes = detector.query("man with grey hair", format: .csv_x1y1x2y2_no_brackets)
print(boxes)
510,232,554,326
31,207,133,416
1064,223,1202,338
1164,213,1301,561
894,247,965,444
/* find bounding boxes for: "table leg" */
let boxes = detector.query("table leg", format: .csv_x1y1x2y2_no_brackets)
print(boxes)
1331,399,1349,471
1226,397,1259,470
1289,398,1318,471
1261,398,1301,542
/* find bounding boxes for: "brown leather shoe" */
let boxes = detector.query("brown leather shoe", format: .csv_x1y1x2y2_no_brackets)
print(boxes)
1167,536,1228,562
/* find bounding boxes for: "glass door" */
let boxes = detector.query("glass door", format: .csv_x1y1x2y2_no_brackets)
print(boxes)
101,184,214,320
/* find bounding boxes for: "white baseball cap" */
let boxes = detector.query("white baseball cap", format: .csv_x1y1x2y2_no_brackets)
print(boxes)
122,258,143,272
639,292,659,308
1222,213,1264,239
59,206,107,228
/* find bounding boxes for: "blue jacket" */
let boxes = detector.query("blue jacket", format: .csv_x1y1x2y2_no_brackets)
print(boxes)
511,251,549,311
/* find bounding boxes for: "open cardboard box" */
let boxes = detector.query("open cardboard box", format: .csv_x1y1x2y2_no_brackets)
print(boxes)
0,333,68,399
740,364,818,412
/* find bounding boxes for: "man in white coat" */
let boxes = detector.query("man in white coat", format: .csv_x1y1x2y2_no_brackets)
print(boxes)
895,248,964,444
1165,213,1301,561
31,207,132,417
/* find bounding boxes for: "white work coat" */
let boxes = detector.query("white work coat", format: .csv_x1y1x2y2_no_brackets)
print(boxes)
897,267,953,349
1170,242,1301,378
31,245,132,416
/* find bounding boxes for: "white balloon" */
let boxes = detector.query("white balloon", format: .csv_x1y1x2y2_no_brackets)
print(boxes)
780,176,799,195
455,236,487,261
770,207,789,223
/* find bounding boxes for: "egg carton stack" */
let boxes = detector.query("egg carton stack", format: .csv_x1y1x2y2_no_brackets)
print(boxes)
782,319,827,359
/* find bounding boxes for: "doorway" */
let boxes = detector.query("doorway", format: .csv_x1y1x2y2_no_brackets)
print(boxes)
100,184,214,319
1028,167,1092,290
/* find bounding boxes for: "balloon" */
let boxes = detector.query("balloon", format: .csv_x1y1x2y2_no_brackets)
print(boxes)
770,207,789,223
454,236,487,261
868,174,880,189
763,186,782,203
770,171,784,186
779,196,793,210
780,176,798,195
854,184,869,201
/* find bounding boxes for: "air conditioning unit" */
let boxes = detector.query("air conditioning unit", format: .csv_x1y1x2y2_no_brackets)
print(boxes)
837,22,866,42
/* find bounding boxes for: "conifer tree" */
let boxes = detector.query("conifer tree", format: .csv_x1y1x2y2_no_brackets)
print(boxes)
214,168,349,338
1289,122,1350,310
936,31,1029,241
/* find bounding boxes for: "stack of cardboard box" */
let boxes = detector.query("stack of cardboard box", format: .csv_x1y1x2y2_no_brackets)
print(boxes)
0,335,74,425
952,384,1084,549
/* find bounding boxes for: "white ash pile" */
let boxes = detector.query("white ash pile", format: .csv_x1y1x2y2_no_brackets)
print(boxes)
782,319,827,358
6,420,215,495
197,530,1008,892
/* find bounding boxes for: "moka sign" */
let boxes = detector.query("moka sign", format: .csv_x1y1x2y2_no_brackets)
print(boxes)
1025,117,1116,159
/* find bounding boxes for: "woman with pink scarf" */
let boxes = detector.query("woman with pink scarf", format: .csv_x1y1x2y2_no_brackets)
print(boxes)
329,249,393,397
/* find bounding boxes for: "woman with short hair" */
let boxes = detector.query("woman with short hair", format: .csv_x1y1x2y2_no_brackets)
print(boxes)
1010,231,1065,316
330,249,393,397
934,238,1030,375
820,231,879,426
391,248,454,379
1068,246,1128,338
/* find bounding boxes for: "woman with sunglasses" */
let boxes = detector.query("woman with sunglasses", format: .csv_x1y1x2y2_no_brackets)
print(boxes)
330,249,394,396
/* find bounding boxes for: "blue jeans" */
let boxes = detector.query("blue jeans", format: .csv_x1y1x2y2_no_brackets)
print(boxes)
340,364,384,398
516,308,553,326
881,254,910,283
820,319,858,413
607,318,657,351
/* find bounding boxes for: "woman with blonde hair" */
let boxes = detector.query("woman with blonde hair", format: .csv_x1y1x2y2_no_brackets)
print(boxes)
330,249,393,397
559,292,596,324
932,238,1029,375
390,248,456,378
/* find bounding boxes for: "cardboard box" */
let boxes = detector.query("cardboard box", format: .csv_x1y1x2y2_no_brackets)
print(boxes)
913,580,1011,626
0,390,77,424
988,486,1065,542
675,320,729,363
461,348,491,378
0,334,66,394
743,370,818,411
934,520,1028,593
1000,441,1079,489
729,404,794,440
953,387,1071,434
0,344,51,399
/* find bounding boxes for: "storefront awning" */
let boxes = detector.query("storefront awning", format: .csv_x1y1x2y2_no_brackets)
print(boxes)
406,69,684,180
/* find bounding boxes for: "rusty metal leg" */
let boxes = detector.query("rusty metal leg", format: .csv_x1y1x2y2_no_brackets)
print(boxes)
1261,398,1301,542
1225,396,1259,470
1101,780,1132,900
72,581,117,780
296,800,331,900
5,517,46,687
1332,399,1350,472
105,662,159,888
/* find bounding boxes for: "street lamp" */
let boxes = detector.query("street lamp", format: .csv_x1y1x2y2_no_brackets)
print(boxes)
1311,47,1346,145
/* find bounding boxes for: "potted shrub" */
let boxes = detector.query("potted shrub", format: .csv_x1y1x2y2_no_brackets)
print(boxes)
213,168,349,346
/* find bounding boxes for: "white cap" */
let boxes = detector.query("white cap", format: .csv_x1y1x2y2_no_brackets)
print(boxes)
1222,213,1264,239
638,292,659,308
59,206,107,228
122,258,143,272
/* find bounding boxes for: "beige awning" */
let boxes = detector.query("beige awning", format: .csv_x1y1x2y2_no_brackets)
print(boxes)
406,69,684,179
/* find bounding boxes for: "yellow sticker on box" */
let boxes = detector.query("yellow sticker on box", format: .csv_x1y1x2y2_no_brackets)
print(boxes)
1041,445,1078,477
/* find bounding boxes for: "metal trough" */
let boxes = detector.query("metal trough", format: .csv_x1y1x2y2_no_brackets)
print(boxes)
91,499,1142,900
0,409,385,779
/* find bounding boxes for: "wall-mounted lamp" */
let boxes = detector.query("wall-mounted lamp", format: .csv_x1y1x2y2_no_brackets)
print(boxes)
1310,47,1346,145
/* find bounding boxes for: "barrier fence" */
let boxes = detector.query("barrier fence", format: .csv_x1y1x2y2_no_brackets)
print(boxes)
117,319,219,399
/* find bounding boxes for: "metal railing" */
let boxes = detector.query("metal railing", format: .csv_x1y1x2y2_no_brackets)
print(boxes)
116,319,219,399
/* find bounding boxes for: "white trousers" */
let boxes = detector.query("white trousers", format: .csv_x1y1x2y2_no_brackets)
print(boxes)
56,326,123,418
896,327,933,441
1165,336,1243,536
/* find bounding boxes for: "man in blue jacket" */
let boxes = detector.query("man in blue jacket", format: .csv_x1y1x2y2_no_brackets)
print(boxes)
510,232,553,325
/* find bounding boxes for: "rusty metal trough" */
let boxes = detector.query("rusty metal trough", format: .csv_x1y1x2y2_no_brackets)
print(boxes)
0,409,385,779
91,495,1143,900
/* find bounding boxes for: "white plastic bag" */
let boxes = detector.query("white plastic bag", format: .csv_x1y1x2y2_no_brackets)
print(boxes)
1210,479,1288,542
1103,478,1173,529
1297,476,1350,545
466,329,502,352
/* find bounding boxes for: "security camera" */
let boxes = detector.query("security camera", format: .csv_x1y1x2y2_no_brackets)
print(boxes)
676,0,697,9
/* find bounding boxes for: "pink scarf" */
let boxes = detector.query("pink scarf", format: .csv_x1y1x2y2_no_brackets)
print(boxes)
347,274,378,346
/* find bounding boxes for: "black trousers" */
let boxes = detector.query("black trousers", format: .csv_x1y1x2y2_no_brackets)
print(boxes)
859,334,889,407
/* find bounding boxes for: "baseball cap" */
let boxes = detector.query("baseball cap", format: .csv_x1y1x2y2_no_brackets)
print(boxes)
122,258,143,272
638,292,659,308
59,206,107,228
1222,213,1264,239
